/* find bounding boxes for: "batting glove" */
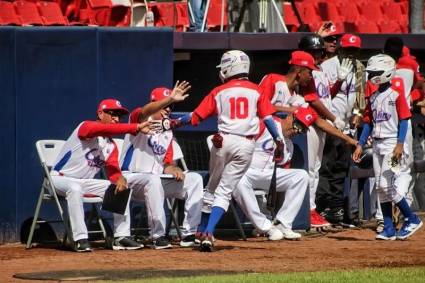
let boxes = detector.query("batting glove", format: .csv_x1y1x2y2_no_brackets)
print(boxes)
333,117,345,131
337,58,353,81
273,139,285,163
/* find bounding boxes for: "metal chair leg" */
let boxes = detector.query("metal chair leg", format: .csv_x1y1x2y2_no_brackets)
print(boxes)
229,200,247,241
26,187,45,249
166,198,182,240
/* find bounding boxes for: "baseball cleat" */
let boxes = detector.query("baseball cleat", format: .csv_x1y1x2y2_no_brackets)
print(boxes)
310,209,331,228
396,215,423,240
199,233,214,252
267,225,284,241
112,236,143,250
179,234,200,247
153,236,172,250
376,227,396,241
376,220,385,234
281,228,301,240
74,239,92,252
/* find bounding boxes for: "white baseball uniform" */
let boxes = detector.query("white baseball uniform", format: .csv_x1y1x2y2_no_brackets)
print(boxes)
120,108,203,239
364,82,411,203
232,119,308,232
51,121,139,241
192,78,275,213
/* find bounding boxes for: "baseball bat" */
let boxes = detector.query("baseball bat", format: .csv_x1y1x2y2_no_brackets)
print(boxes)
266,162,278,219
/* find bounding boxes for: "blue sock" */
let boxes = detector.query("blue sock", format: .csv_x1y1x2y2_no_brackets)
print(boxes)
380,202,394,231
205,206,225,235
396,198,413,219
197,212,210,233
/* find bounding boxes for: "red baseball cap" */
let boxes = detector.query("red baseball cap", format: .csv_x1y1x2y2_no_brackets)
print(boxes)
151,87,172,101
289,51,319,71
97,99,129,115
340,34,361,48
323,22,342,38
293,106,318,128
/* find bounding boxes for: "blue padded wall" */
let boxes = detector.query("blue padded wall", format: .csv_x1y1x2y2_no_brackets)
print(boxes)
0,27,173,243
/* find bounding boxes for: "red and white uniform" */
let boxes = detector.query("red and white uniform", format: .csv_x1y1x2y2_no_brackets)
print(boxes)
119,108,203,239
194,78,275,212
313,70,333,110
363,84,412,204
51,121,138,241
232,119,308,232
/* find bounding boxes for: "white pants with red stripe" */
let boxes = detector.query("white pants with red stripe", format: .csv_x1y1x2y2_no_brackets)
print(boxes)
203,134,255,213
125,171,203,239
232,167,308,231
307,125,326,210
51,175,130,242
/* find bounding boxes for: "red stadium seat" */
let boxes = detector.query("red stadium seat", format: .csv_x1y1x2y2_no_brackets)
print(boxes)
80,0,112,26
14,0,44,26
108,5,131,26
300,3,322,25
149,2,189,31
0,1,23,26
37,1,69,25
382,1,408,31
355,20,380,33
357,2,384,23
318,2,341,23
338,1,360,23
207,0,228,30
379,21,402,33
282,2,299,27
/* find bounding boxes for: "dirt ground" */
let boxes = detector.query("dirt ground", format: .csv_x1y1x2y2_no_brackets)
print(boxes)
2,224,425,282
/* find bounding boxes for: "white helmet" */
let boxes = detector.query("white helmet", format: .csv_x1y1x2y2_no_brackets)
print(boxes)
216,50,250,81
366,54,396,85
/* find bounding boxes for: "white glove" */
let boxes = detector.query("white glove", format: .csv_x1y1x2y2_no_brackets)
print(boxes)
333,117,345,131
337,58,353,81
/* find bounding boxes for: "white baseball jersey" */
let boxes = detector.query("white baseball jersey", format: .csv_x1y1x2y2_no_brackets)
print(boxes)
52,121,138,182
364,84,411,138
259,73,292,107
193,78,275,136
321,56,358,123
313,69,333,110
250,119,293,170
395,55,421,106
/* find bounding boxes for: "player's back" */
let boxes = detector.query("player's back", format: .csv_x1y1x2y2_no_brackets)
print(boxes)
213,79,262,136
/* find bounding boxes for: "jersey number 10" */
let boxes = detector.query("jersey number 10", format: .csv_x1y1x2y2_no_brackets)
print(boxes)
229,97,249,119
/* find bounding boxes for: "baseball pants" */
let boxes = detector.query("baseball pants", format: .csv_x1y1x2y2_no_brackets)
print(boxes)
203,134,255,213
125,171,203,239
51,175,130,242
232,167,308,231
396,121,413,205
307,125,326,210
372,138,408,204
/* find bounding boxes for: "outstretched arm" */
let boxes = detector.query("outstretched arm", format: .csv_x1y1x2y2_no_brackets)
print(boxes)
314,117,358,146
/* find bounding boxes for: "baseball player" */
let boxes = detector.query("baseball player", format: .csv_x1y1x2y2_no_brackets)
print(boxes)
318,34,365,224
120,82,204,249
232,104,359,240
174,50,283,251
317,22,343,61
353,54,423,240
51,99,152,252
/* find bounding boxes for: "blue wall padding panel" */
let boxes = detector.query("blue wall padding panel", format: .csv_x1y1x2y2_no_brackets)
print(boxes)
0,27,173,242
0,28,17,240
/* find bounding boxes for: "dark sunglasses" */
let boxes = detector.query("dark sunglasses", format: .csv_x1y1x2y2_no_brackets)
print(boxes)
103,110,123,117
324,36,337,42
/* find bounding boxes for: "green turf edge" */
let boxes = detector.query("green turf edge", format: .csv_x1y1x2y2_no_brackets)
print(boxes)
104,266,425,283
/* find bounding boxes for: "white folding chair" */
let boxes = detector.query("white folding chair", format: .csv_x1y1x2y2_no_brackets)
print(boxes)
26,140,107,249
206,135,247,241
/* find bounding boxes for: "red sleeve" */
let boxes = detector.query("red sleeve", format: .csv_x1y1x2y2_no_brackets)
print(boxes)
129,107,143,123
304,93,319,103
163,141,173,165
398,56,421,84
258,74,276,102
365,81,377,98
257,91,276,118
329,80,343,97
193,91,217,120
105,141,122,183
411,89,423,102
77,121,138,139
396,91,412,120
301,78,319,102
363,101,373,124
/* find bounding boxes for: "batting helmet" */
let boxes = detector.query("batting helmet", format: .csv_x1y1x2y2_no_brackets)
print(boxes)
366,54,396,85
298,35,325,51
357,146,373,169
217,50,250,81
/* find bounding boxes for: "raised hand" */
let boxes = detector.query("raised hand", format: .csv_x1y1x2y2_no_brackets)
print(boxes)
170,80,191,102
337,58,353,81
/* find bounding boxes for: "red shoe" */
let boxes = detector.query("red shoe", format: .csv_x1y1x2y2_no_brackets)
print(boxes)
310,209,331,228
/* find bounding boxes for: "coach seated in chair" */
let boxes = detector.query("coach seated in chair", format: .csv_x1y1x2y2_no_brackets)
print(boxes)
120,83,204,249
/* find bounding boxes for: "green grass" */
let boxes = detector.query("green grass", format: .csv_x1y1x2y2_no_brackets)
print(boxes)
111,266,425,283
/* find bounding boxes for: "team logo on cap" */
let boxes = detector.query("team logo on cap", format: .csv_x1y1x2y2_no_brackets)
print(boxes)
116,100,122,107
163,89,171,97
301,60,308,66
330,25,336,32
305,114,313,121
349,36,356,43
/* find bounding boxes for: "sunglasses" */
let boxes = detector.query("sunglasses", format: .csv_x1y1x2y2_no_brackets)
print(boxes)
324,36,337,42
103,110,123,117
